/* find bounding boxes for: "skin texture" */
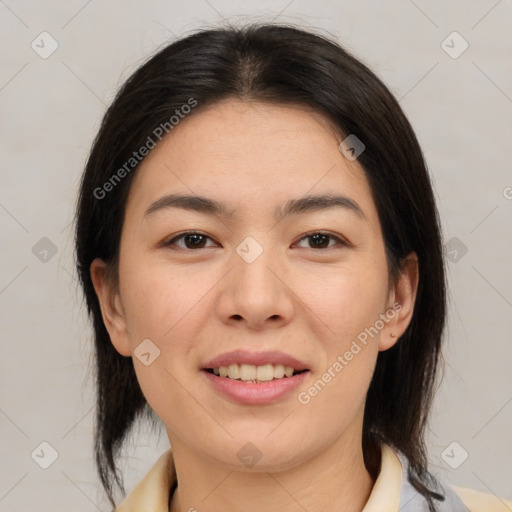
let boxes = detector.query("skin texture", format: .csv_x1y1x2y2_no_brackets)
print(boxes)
90,99,419,512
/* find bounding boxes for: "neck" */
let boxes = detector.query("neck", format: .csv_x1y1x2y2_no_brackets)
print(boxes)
168,428,375,512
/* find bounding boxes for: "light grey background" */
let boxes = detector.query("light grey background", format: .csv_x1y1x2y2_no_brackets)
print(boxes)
1,1,511,510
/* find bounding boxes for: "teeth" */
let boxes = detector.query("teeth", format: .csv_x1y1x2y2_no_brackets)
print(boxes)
228,364,240,379
283,366,294,377
239,363,257,381
273,364,285,378
212,363,299,382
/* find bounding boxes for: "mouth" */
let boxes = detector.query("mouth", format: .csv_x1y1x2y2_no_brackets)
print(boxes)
202,364,311,405
203,364,310,383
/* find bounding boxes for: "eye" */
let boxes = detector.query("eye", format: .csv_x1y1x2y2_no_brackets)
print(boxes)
163,231,347,251
294,231,347,250
164,232,218,250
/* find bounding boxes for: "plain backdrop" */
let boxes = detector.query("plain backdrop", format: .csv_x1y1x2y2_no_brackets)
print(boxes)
1,1,511,510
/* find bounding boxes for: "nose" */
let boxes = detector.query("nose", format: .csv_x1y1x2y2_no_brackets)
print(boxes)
215,237,295,330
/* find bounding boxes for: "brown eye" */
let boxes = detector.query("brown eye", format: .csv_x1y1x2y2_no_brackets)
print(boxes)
295,232,346,250
165,232,217,250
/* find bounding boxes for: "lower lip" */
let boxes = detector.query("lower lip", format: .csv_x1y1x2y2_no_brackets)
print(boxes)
202,370,310,405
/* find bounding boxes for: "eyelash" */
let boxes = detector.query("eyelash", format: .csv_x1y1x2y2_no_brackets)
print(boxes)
163,231,348,251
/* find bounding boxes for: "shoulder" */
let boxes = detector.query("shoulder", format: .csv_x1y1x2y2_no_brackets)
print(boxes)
114,449,176,512
452,485,512,512
390,444,511,512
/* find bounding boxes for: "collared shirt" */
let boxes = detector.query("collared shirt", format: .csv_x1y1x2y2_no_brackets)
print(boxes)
115,443,512,512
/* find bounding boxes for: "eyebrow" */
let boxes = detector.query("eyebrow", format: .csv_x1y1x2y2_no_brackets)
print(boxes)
143,193,367,221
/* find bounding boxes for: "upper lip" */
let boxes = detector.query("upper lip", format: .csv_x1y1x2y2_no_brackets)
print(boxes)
202,350,309,371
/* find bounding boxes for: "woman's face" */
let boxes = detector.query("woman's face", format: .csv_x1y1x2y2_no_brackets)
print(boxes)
91,99,417,470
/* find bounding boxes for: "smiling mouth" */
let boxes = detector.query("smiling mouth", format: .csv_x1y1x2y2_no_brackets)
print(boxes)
204,363,309,383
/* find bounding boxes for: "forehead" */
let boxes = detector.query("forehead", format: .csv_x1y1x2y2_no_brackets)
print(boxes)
125,99,377,223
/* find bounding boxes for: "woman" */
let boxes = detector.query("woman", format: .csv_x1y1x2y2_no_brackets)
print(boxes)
74,23,510,512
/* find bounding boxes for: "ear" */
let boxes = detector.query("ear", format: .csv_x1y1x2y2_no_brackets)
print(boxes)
90,258,132,357
379,252,419,352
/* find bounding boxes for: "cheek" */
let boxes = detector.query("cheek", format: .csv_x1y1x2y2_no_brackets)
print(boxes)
120,260,212,343
305,352,377,442
296,272,381,429
122,263,214,419
293,261,388,342
292,260,386,409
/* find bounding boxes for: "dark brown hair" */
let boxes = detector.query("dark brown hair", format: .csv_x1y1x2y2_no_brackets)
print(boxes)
74,22,446,511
